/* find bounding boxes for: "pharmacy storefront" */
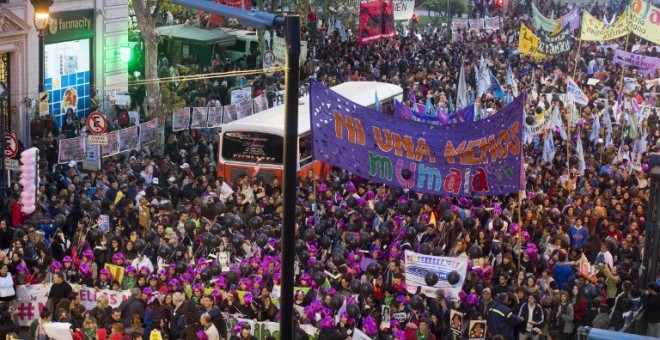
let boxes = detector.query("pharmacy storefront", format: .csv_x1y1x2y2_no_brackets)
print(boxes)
44,9,94,126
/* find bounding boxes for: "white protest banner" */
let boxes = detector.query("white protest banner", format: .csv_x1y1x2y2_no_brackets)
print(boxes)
231,86,252,105
392,0,415,20
452,18,469,30
566,76,589,105
139,119,159,146
404,250,468,300
207,106,224,128
468,18,484,31
352,328,372,340
484,17,500,30
223,104,238,124
77,285,131,310
253,94,269,113
57,136,85,164
44,323,74,340
191,107,208,129
237,100,254,119
16,284,131,327
172,107,191,131
15,284,50,326
101,131,121,158
118,126,140,153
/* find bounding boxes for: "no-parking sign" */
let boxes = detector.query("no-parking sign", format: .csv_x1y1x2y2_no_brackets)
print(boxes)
87,111,108,135
4,133,17,158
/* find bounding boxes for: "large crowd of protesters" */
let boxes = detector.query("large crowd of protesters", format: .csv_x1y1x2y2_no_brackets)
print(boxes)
3,0,660,339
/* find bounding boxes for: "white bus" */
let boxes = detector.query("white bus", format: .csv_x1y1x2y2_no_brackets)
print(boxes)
217,81,404,184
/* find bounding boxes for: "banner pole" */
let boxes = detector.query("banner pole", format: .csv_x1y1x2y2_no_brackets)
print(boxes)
517,190,523,269
618,33,631,90
572,37,583,78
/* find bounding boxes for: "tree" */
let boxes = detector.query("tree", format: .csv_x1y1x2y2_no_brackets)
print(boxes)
423,0,467,26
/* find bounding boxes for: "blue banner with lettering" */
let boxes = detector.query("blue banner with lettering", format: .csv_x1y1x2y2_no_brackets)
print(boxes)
310,80,525,197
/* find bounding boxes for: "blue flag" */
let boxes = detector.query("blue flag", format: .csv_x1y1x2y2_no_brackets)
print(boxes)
425,97,435,116
489,70,504,99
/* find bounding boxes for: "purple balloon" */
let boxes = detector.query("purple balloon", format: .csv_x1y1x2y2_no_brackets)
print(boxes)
642,163,649,173
467,293,479,306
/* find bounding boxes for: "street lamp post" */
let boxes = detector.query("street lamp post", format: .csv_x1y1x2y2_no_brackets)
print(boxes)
0,82,6,200
31,0,53,93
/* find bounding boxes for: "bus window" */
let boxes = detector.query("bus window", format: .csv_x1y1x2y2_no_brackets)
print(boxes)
228,40,247,53
222,132,283,164
299,134,313,167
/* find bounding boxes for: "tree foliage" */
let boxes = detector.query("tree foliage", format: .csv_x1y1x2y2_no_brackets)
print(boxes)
423,0,468,18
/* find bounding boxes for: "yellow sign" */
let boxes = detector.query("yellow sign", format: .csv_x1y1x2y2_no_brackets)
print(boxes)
104,263,125,284
518,24,545,60
580,10,630,41
627,0,660,45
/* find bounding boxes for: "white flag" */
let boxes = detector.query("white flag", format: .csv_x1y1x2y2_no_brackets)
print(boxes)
566,77,589,105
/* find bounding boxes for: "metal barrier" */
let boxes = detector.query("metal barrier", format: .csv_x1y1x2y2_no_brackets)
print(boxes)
620,309,646,334
576,321,656,340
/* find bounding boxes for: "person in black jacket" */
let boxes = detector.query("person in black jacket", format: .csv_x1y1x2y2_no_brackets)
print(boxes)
643,283,660,337
48,273,72,311
118,288,145,329
517,293,545,340
487,293,524,340
169,292,195,339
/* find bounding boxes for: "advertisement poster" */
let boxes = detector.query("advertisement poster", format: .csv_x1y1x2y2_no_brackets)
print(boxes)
118,126,140,153
172,107,191,131
101,131,120,158
139,119,159,146
207,106,224,128
191,107,208,129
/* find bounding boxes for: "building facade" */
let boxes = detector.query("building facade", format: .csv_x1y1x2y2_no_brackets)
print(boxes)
0,0,128,144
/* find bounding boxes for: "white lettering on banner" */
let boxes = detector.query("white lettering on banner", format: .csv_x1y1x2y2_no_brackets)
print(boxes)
404,250,468,300
15,284,131,327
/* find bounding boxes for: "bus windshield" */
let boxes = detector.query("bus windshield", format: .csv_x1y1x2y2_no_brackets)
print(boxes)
222,131,283,164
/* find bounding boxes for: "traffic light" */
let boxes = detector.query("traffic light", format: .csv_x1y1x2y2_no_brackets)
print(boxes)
119,47,131,63
412,13,419,23
19,147,38,214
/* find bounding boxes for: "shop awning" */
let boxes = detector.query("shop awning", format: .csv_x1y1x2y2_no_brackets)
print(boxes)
155,24,236,46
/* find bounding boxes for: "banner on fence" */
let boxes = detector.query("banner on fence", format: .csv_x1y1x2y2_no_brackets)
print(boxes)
452,18,468,30
15,284,131,326
223,104,238,124
253,94,269,113
613,49,660,75
310,80,524,197
484,17,500,30
139,119,159,146
58,136,85,164
191,107,208,129
404,250,468,299
468,18,484,30
118,126,140,153
101,131,120,158
172,107,191,131
537,27,572,55
207,106,224,128
238,100,254,120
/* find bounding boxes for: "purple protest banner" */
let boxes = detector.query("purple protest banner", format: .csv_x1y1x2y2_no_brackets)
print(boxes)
613,49,660,76
310,80,525,197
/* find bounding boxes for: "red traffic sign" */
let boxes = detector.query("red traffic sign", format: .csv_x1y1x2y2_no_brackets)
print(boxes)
4,133,17,158
87,111,108,135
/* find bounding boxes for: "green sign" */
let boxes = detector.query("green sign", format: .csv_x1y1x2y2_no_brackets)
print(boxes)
44,9,94,44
